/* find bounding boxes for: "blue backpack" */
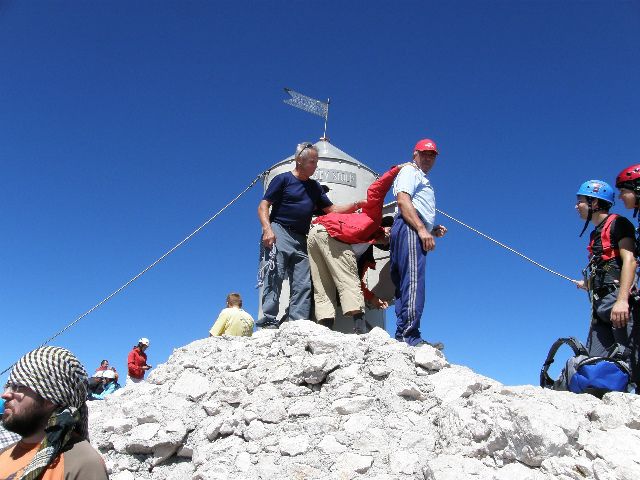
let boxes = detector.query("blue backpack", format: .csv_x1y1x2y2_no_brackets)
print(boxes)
540,337,631,398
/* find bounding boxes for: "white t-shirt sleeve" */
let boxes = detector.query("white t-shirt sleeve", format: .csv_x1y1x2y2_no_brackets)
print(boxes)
392,166,417,197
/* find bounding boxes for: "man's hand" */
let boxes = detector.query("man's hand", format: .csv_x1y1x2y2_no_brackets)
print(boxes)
432,225,447,238
574,280,587,290
262,227,276,249
369,296,389,309
611,299,630,328
418,228,435,252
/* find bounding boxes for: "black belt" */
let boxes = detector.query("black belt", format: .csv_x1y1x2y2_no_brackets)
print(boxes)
274,222,305,235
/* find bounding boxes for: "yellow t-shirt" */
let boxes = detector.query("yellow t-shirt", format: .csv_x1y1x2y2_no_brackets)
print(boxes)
209,307,254,337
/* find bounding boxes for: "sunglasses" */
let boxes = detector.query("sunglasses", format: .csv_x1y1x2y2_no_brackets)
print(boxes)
296,142,314,159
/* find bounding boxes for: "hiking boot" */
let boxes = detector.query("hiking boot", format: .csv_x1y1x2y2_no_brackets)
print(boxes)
318,318,334,330
353,316,367,335
260,324,279,330
415,340,444,350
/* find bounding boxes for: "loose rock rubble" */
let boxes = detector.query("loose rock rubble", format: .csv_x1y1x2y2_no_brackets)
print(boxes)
88,321,640,479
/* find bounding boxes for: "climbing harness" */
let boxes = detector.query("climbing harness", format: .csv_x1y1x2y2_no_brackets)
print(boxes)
587,214,619,261
1,169,269,376
256,244,278,288
583,214,623,304
435,209,576,284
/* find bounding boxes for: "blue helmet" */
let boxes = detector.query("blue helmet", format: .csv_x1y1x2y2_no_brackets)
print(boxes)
576,180,615,206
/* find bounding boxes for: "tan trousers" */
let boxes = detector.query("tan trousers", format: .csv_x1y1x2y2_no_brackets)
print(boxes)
307,225,365,320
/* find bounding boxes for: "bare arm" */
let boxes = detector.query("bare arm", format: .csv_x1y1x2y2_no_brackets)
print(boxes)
258,199,276,248
323,201,363,215
397,192,434,252
611,237,637,328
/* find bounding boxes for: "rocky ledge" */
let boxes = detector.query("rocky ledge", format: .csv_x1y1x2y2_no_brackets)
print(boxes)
88,321,640,479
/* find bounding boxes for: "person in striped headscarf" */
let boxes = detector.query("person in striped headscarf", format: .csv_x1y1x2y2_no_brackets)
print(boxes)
0,346,107,479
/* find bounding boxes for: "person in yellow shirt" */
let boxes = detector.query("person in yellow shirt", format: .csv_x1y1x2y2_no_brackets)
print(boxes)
209,293,255,337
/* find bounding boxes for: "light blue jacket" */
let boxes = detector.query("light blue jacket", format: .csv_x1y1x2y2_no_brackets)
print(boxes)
91,381,121,400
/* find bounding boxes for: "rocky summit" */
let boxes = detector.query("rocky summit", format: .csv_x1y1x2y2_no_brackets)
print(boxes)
88,321,640,479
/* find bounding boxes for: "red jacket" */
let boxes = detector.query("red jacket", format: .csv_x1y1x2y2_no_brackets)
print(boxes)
127,347,148,379
312,165,401,244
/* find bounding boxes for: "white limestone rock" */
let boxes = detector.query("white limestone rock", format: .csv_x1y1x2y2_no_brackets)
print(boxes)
334,452,374,474
169,370,210,401
279,434,310,456
88,321,640,480
332,395,374,415
414,344,449,371
318,434,347,454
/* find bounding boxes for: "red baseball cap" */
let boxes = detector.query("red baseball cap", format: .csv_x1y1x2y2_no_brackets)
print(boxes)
414,139,438,154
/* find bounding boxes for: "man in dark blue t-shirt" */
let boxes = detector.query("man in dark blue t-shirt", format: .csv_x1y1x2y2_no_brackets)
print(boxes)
257,142,361,328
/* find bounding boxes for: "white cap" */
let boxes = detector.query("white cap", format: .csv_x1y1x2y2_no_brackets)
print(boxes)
138,337,150,346
102,369,116,379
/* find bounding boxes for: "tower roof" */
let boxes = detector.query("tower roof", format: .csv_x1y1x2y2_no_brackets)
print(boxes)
269,139,378,176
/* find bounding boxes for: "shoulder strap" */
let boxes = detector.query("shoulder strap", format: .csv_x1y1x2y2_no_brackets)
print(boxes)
588,214,619,259
540,337,588,388
600,214,620,261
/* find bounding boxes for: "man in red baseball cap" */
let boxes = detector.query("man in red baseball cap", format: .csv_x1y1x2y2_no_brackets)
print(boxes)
389,138,447,348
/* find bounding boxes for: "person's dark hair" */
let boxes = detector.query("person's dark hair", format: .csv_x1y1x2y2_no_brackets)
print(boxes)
100,360,108,366
596,198,613,211
227,293,242,308
381,216,394,227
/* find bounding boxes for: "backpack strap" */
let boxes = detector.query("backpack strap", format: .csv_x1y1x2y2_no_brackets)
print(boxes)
605,342,631,361
540,337,589,388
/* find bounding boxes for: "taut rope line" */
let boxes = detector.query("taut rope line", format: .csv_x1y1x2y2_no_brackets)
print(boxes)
436,208,576,284
1,171,269,376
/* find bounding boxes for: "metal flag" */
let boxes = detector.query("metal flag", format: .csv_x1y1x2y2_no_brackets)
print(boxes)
283,88,328,119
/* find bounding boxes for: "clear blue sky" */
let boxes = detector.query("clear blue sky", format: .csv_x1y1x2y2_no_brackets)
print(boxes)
1,1,639,387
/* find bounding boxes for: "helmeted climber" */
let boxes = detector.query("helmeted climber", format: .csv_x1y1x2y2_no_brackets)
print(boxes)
615,164,640,249
574,179,640,393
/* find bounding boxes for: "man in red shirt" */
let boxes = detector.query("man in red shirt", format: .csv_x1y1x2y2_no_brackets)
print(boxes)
95,359,109,372
127,337,152,385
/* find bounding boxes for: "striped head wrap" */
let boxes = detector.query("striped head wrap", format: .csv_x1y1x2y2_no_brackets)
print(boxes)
9,346,88,410
8,346,90,480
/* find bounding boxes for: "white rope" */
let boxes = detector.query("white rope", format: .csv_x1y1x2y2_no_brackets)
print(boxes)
1,170,268,375
436,208,577,284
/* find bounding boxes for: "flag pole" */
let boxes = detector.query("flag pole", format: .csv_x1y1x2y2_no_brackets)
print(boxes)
322,98,330,141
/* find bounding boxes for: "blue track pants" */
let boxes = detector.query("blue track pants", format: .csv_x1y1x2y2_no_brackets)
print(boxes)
390,215,427,346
